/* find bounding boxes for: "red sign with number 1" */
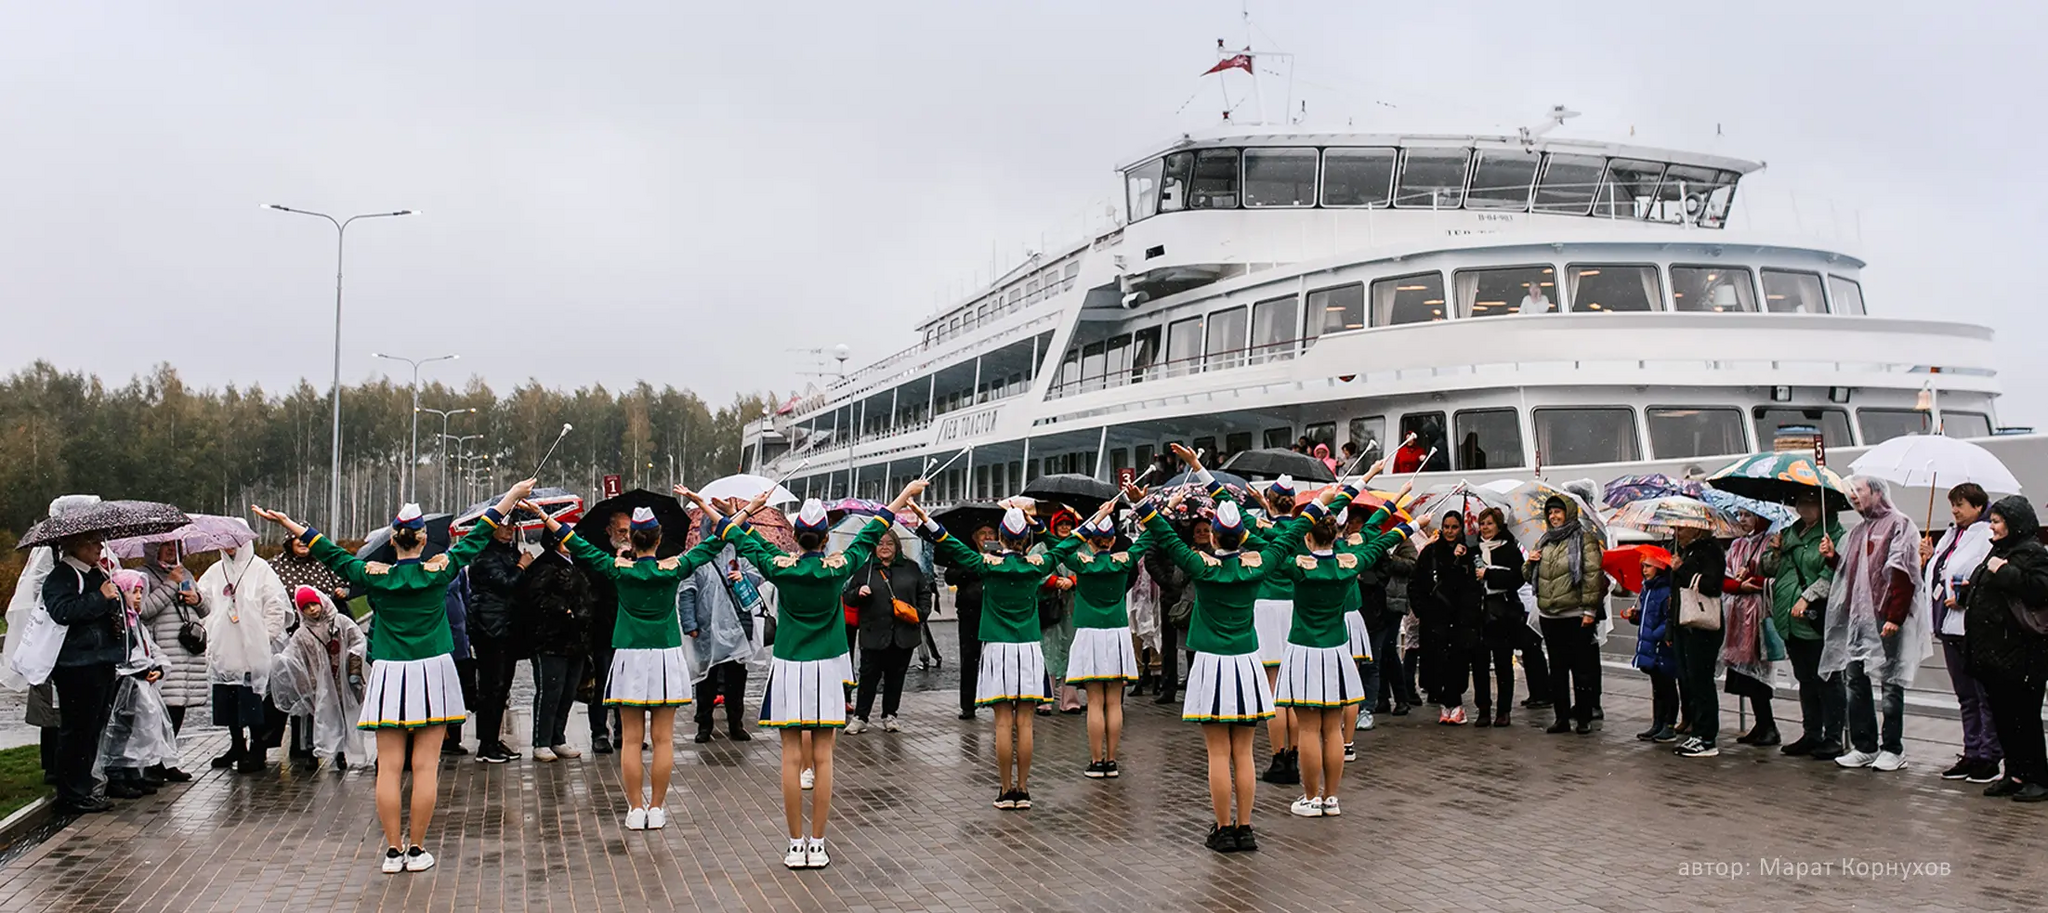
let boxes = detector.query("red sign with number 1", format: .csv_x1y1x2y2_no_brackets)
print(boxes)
602,474,622,498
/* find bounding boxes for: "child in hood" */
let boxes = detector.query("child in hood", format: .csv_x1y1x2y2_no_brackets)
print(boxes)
1622,549,1679,743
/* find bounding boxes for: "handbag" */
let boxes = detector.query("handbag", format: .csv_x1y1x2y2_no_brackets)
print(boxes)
1678,582,1723,631
173,595,207,655
878,569,921,625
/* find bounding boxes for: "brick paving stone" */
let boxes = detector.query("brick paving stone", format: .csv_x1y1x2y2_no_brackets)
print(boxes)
1,646,2042,912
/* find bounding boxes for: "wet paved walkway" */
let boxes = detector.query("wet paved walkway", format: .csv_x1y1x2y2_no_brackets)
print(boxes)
2,638,2042,912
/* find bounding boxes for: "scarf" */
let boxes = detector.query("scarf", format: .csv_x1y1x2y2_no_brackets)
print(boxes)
1538,523,1585,587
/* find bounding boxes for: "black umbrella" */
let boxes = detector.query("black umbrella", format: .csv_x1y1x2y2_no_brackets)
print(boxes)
355,513,455,562
573,489,691,558
931,502,1005,540
1021,474,1120,514
1222,448,1337,483
17,500,190,550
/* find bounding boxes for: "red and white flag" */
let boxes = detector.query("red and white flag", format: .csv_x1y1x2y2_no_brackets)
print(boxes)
1202,53,1253,76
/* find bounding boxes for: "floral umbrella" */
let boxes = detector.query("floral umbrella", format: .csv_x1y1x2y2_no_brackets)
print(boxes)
17,500,191,550
104,514,257,559
1610,496,1743,538
1602,473,1705,508
1706,451,1851,511
1406,483,1513,530
1698,488,1797,534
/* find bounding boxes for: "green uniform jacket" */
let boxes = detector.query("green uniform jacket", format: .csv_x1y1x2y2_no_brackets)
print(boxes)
300,508,501,662
1268,489,1403,648
1138,504,1301,656
1044,535,1151,629
1761,517,1843,641
729,514,892,663
563,523,730,650
923,523,1057,644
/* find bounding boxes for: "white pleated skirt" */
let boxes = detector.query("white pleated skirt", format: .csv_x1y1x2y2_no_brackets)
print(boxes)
1065,626,1139,683
1254,599,1293,667
1182,651,1275,724
1344,612,1375,662
976,641,1050,706
760,653,855,729
1274,643,1368,709
356,653,466,731
605,646,695,708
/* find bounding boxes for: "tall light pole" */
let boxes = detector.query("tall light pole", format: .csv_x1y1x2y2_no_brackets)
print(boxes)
419,406,478,509
371,352,458,501
442,433,484,508
264,204,416,531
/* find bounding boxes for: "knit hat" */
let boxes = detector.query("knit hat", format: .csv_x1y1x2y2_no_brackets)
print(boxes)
392,503,425,530
293,585,324,610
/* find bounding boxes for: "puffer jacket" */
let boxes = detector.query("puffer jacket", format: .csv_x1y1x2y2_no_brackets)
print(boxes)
1523,497,1606,619
1964,496,2048,684
466,538,523,643
1630,575,1677,677
136,561,210,707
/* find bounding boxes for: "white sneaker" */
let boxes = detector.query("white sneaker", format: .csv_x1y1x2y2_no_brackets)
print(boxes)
784,840,808,869
845,719,869,735
533,747,557,763
403,846,435,873
1836,750,1879,769
551,743,583,759
625,807,648,830
1289,795,1324,818
800,768,815,790
646,807,667,829
1356,710,1376,731
380,848,406,875
1320,796,1341,817
1873,750,1908,772
881,715,900,733
1342,742,1357,762
804,838,829,868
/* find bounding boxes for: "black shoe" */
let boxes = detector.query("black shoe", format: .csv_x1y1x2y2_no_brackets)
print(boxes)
1780,736,1819,756
1373,700,1391,714
496,743,522,761
235,756,266,774
1984,777,2023,797
1390,703,1411,716
139,768,166,787
107,781,147,799
1280,749,1302,785
1636,726,1663,742
1154,691,1177,705
1473,711,1494,728
158,767,193,783
1546,720,1573,734
1651,727,1679,743
993,790,1018,810
1940,758,1975,780
591,735,614,755
1231,825,1259,852
476,744,510,764
57,797,113,815
728,727,752,742
1103,760,1119,779
957,710,977,720
1574,720,1594,735
1968,761,2003,783
1261,752,1289,784
1523,698,1554,710
1746,726,1780,747
1013,790,1031,809
1493,712,1511,728
1205,824,1238,853
1084,760,1107,779
334,755,349,772
210,749,243,770
1807,741,1844,761
440,740,468,756
693,729,713,744
2013,783,2048,803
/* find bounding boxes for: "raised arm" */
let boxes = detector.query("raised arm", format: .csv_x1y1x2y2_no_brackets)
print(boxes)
445,479,537,571
1138,500,1206,577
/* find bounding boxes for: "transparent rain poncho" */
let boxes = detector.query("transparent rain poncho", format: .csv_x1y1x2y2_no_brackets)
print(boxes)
97,569,179,775
682,538,769,683
1818,477,1932,687
269,590,369,760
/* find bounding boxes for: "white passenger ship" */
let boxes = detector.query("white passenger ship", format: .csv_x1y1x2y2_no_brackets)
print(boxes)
746,116,2041,502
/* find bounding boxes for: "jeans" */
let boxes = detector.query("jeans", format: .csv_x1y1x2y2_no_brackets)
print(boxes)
1361,623,1395,709
1672,625,1723,743
694,660,749,731
1942,637,2003,762
1540,617,1602,725
472,636,519,749
1517,625,1552,704
1471,634,1515,715
1649,671,1679,729
1845,640,1907,755
958,608,984,714
532,654,584,749
855,644,915,720
51,662,116,806
588,646,616,740
1983,674,2048,784
1784,636,1844,744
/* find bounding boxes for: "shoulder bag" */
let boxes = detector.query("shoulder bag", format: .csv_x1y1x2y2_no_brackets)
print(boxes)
879,568,921,625
1678,579,1723,631
172,590,207,655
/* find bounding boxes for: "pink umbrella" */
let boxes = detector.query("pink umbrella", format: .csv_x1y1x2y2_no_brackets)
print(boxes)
104,514,257,559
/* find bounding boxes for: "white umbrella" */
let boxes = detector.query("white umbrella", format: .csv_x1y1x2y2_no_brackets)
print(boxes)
697,473,799,505
1848,434,2022,494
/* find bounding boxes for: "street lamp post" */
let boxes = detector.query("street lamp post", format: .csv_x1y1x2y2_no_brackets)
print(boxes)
371,352,458,502
264,204,416,531
442,433,483,508
419,406,478,509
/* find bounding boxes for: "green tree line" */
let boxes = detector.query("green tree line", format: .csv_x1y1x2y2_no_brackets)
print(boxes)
1,361,778,542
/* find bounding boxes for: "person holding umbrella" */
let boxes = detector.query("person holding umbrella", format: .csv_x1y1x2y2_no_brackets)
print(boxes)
40,532,127,814
1760,489,1848,760
250,478,537,875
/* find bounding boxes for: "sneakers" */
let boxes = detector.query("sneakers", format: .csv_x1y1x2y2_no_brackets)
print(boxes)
881,715,900,732
844,719,870,735
403,846,435,873
552,743,582,760
1320,796,1341,817
800,768,815,790
1674,737,1720,758
476,743,511,764
1084,760,1108,779
1205,824,1237,853
1872,751,1908,772
1834,749,1879,769
1968,761,2004,783
993,790,1018,810
1342,742,1356,762
1013,790,1032,809
1651,727,1679,743
646,807,667,829
1232,825,1259,852
1940,757,1976,780
381,847,406,875
625,807,648,830
784,839,809,869
1984,777,2023,797
1103,760,1120,779
1261,751,1289,783
1356,710,1376,731
1289,796,1324,818
533,747,558,763
804,837,829,867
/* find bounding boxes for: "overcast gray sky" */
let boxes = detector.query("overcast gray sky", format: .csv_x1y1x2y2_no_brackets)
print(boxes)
5,1,2045,423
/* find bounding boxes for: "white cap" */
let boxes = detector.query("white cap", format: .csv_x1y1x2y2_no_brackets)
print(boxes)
1001,507,1030,537
1214,500,1243,531
795,499,829,530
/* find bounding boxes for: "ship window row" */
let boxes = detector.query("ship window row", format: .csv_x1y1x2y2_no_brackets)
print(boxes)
925,261,1083,348
1125,146,1740,226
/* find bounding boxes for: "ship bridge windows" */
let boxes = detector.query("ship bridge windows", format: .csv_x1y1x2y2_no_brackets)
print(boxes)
1190,148,1241,209
1594,159,1665,219
1534,408,1642,465
1395,149,1471,208
1946,412,1993,438
1126,157,1164,221
1827,275,1866,315
1670,266,1756,313
1455,409,1526,470
1160,151,1194,213
1250,295,1299,363
1243,148,1319,207
1466,151,1541,211
1655,165,1740,228
1753,407,1853,448
1567,264,1661,313
1761,269,1826,313
1534,153,1604,215
1457,266,1558,318
1373,271,1449,326
1305,282,1366,341
1647,407,1749,459
1321,148,1396,207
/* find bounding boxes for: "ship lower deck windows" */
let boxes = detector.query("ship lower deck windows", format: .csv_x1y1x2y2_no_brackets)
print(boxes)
1243,147,1318,207
1534,408,1641,466
1670,266,1756,313
1394,149,1471,209
1205,305,1248,370
1397,413,1451,472
1646,407,1748,459
1225,432,1254,460
1762,270,1826,314
1321,148,1396,207
1457,266,1558,318
1454,409,1525,470
1753,407,1853,448
1305,283,1365,340
1251,296,1299,363
1304,422,1336,451
1857,408,1933,445
1263,427,1293,450
1347,416,1387,456
1567,265,1661,313
1373,272,1449,326
1827,275,1866,315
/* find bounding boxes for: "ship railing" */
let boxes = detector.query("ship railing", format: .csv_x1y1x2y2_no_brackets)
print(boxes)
1047,338,1301,399
812,312,1062,409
